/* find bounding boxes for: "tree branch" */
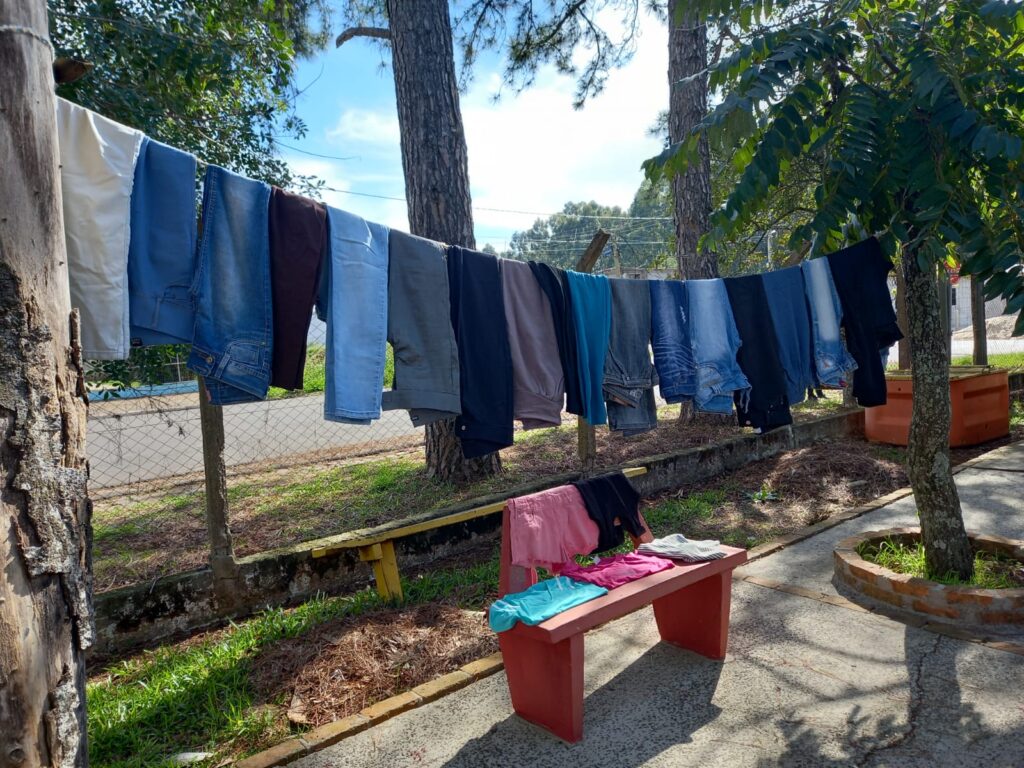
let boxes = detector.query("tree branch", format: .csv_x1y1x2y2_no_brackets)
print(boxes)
335,26,390,48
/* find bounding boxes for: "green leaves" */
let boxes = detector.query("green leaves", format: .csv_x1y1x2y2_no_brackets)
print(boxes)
644,0,1024,336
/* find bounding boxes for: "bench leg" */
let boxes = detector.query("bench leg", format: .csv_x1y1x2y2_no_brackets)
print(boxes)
499,632,584,742
652,571,732,659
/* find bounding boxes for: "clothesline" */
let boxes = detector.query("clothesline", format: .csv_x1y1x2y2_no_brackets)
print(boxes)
55,95,903,464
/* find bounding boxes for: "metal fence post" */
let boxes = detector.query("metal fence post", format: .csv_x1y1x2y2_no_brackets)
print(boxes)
574,230,611,475
197,377,240,602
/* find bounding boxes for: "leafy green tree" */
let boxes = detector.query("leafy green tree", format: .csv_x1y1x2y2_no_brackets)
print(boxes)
647,0,1024,579
50,0,331,384
502,198,674,271
50,0,330,185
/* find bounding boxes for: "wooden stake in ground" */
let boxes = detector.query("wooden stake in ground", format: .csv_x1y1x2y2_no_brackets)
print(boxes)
1,2,92,766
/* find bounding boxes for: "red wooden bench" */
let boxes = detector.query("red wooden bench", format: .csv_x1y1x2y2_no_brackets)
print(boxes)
495,501,747,742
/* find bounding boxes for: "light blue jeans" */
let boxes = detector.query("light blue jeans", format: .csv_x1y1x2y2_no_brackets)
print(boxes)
684,278,751,415
801,258,858,388
188,165,272,404
321,207,390,424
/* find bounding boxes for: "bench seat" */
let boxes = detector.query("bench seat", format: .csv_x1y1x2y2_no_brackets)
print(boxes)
497,545,747,742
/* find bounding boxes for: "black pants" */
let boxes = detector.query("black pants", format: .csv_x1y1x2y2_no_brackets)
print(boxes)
448,246,514,458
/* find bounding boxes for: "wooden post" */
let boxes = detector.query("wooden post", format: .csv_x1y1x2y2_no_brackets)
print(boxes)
970,277,988,366
1,3,91,764
197,378,240,602
574,230,610,475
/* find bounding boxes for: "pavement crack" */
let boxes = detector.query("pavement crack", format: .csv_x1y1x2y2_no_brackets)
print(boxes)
853,633,941,767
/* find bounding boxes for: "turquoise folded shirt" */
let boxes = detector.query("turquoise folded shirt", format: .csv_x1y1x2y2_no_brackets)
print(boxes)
489,577,608,633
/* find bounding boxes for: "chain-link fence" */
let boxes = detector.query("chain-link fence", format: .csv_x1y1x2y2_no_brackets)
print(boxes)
87,319,420,496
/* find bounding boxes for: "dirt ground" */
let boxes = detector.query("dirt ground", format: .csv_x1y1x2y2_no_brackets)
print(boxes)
250,604,496,729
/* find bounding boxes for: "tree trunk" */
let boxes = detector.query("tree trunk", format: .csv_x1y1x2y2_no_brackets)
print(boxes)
895,264,911,370
970,277,988,366
668,0,716,280
384,0,499,482
903,251,973,580
1,1,92,765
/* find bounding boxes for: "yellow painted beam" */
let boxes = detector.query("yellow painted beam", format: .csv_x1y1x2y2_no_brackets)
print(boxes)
377,540,403,601
311,466,648,559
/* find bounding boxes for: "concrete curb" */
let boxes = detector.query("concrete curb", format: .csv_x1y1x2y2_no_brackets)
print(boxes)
233,653,504,768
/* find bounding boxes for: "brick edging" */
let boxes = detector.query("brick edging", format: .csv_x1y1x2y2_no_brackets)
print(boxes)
834,527,1024,626
232,653,504,768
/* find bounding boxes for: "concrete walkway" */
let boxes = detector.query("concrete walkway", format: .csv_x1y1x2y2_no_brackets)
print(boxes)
292,442,1024,768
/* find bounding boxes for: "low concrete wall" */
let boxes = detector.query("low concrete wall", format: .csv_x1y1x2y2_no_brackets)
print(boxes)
92,409,866,656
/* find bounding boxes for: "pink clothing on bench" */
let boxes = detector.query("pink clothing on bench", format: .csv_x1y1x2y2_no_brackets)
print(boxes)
561,552,674,590
508,485,600,574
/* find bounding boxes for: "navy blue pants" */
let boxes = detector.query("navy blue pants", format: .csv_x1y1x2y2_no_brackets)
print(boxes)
448,246,514,459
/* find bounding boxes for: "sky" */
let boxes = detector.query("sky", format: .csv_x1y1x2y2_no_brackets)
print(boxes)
282,7,669,252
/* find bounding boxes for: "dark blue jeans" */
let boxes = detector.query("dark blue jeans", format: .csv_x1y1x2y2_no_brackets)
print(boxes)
604,278,658,435
762,266,815,407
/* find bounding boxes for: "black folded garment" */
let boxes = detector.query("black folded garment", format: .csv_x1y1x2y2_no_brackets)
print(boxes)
572,472,645,553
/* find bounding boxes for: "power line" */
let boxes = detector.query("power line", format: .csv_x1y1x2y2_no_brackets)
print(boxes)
320,185,671,221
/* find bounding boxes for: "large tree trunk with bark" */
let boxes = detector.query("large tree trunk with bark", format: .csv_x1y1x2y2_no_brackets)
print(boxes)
1,1,92,765
903,251,973,580
384,0,499,482
668,0,715,281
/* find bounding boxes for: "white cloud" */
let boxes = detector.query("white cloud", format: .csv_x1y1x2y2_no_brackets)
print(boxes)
326,108,401,146
297,8,668,246
461,9,667,239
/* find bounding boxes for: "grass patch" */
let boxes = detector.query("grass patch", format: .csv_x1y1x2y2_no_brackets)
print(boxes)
1012,400,1024,429
268,344,395,400
951,351,1024,369
643,490,727,532
858,537,1024,589
88,553,501,768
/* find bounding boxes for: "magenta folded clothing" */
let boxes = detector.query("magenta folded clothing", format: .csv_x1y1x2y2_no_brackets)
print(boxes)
561,552,673,590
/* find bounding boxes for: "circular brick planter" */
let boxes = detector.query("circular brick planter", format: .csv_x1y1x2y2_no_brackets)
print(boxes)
833,527,1024,626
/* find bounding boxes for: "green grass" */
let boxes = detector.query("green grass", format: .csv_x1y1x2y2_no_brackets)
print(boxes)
1011,400,1024,429
267,344,395,400
858,537,1021,588
88,554,501,768
951,351,1024,369
643,490,727,533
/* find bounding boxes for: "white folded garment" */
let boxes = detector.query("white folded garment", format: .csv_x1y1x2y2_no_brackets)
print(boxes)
638,533,726,562
56,97,144,359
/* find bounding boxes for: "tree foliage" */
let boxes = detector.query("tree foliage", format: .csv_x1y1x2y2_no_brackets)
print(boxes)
455,0,652,107
50,0,331,185
502,197,674,270
645,0,1024,333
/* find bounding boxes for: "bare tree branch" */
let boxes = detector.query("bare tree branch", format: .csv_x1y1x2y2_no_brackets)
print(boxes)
336,26,390,48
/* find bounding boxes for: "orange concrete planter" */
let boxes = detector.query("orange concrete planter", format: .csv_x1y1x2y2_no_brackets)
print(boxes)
864,367,1010,447
834,528,1024,626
